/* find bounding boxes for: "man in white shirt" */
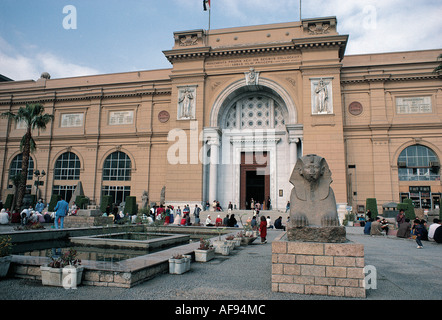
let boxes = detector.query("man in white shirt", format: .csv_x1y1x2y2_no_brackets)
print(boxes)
428,218,441,241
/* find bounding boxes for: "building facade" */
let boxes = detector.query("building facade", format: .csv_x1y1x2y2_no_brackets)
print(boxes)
0,17,441,213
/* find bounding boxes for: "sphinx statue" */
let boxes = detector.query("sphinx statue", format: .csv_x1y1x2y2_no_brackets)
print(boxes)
289,154,339,227
288,154,345,242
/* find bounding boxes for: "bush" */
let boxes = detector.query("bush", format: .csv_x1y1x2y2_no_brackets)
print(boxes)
402,198,416,220
366,198,378,216
4,194,14,210
48,194,61,211
100,195,113,213
75,195,89,209
124,196,137,215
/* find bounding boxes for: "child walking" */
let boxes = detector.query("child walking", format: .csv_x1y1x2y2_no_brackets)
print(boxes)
259,215,267,244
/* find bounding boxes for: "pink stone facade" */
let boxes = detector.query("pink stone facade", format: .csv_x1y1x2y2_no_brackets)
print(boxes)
272,233,366,298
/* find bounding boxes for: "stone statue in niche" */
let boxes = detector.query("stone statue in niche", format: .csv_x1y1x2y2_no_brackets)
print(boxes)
245,67,259,86
178,87,195,119
289,154,339,227
315,79,328,113
287,154,346,242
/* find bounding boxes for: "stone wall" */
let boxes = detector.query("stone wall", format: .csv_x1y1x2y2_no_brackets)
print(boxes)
64,216,114,228
272,233,366,298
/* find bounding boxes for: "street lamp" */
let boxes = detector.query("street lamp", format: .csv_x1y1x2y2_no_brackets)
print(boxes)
34,169,46,200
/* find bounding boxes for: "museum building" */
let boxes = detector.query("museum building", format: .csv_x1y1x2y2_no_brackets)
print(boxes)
0,17,441,214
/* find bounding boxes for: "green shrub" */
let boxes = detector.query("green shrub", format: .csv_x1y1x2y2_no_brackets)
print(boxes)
4,194,14,210
100,195,113,213
75,195,89,209
124,196,137,215
403,198,416,220
366,198,378,216
48,194,61,211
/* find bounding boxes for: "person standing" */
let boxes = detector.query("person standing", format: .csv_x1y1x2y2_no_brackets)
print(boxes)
35,199,45,214
414,219,426,249
193,204,201,225
396,209,405,229
259,215,267,244
54,197,69,229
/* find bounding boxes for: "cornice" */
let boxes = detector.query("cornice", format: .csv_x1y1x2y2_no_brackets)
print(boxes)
163,35,348,64
0,88,172,106
341,73,440,84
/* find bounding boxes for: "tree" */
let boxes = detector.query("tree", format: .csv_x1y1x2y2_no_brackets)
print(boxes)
1,103,54,209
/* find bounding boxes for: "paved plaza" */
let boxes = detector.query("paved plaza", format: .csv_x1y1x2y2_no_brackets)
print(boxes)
0,217,441,303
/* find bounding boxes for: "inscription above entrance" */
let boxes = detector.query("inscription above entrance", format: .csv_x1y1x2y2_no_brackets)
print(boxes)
206,54,301,69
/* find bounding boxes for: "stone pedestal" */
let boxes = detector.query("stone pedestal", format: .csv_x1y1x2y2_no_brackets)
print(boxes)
77,208,102,217
272,233,366,298
287,226,347,243
64,216,113,228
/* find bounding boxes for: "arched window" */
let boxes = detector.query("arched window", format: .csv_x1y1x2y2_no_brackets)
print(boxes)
9,154,34,181
102,151,132,181
223,95,288,130
398,145,440,181
54,152,81,180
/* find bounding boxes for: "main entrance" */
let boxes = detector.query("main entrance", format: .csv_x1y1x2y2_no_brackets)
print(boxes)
240,152,270,209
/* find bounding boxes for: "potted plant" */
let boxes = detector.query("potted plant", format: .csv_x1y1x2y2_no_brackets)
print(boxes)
169,253,191,274
194,238,215,262
225,235,237,249
40,248,84,289
0,235,12,278
344,212,355,226
234,232,244,246
213,227,231,255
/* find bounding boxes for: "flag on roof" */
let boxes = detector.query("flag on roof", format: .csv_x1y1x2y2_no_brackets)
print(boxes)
203,0,211,11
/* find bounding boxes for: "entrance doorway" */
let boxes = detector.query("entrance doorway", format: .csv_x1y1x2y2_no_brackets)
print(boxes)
240,152,270,209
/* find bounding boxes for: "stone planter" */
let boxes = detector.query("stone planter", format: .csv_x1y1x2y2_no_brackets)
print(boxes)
215,244,231,256
233,238,242,247
226,240,236,250
241,236,257,245
169,255,191,274
40,265,84,288
194,249,215,262
0,256,12,278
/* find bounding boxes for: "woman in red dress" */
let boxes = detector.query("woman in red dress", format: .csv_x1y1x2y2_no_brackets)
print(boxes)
259,215,267,244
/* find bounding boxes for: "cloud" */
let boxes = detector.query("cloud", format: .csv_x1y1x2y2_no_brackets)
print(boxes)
0,36,100,81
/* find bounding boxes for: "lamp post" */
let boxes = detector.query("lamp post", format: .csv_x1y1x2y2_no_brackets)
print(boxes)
34,169,46,200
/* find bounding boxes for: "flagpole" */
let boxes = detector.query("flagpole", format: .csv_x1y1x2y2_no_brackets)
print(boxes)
209,7,211,31
300,0,302,20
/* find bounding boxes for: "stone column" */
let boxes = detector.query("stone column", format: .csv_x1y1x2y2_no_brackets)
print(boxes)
289,137,299,172
208,139,219,204
286,124,304,172
203,128,221,206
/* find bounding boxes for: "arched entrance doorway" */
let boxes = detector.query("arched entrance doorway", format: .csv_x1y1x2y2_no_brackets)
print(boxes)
204,77,303,211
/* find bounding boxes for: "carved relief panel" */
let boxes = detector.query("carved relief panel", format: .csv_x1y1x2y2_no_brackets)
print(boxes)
310,78,333,115
177,86,197,120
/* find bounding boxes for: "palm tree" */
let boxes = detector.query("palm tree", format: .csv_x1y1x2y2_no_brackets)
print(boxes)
1,103,54,209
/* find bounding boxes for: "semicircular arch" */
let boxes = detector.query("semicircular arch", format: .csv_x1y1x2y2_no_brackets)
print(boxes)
210,77,297,128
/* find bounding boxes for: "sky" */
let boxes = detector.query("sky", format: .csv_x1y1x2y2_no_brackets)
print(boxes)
0,0,441,81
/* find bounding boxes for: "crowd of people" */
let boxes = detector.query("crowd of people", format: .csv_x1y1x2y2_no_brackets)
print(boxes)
1,196,292,245
363,208,442,248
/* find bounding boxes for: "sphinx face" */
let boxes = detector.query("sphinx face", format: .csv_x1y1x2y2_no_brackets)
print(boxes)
300,162,322,182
